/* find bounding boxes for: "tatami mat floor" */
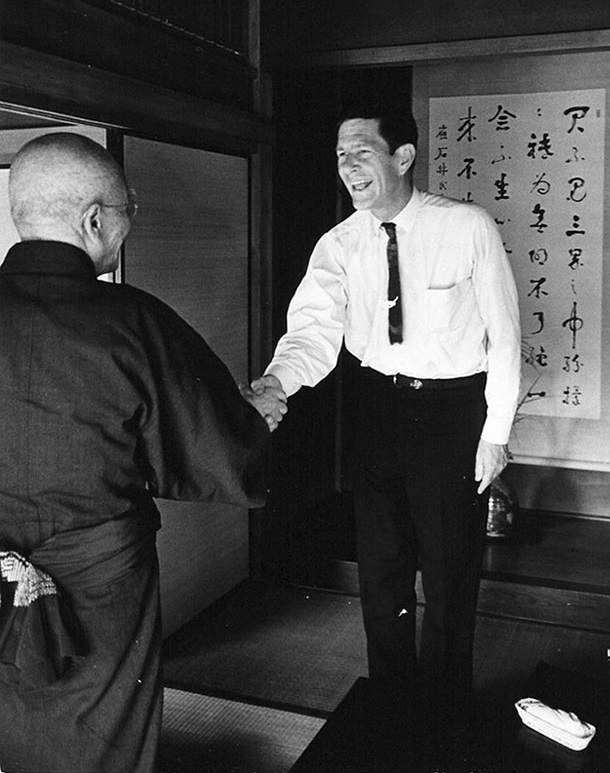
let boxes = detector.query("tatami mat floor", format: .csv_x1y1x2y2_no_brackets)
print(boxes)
160,579,610,772
160,688,325,773
162,582,369,715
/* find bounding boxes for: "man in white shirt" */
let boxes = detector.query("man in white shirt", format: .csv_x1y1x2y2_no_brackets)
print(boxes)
253,102,520,756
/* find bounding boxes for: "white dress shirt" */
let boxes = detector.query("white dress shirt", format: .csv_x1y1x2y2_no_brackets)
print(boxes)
266,187,521,444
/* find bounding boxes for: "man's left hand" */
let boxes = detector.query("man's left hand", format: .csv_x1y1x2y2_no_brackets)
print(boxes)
475,439,510,494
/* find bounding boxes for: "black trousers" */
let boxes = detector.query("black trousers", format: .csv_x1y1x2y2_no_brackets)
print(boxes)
353,367,488,723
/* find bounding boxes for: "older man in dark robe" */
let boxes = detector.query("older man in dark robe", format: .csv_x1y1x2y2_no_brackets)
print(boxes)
0,132,286,773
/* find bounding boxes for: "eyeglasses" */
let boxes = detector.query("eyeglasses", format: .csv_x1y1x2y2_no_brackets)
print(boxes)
100,188,139,219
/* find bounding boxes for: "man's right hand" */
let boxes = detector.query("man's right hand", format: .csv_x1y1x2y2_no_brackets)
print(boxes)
241,374,288,432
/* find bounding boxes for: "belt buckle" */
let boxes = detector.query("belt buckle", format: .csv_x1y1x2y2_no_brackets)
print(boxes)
392,375,424,389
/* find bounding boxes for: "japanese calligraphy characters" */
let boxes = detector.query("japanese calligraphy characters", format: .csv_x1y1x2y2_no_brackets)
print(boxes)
429,91,605,420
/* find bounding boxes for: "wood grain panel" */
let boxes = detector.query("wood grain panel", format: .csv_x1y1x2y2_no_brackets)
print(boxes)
123,136,251,637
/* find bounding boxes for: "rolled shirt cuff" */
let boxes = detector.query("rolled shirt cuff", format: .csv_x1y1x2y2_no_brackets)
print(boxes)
264,364,302,398
480,415,514,446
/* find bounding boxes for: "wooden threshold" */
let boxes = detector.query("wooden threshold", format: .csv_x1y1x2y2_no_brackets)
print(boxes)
300,556,610,635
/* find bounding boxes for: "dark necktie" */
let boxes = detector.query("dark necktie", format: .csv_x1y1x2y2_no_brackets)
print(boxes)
381,222,403,344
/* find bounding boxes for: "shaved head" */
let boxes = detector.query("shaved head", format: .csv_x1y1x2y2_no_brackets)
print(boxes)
9,132,132,274
9,132,128,237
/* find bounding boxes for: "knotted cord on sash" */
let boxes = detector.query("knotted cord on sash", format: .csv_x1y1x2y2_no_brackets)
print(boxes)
0,548,83,688
0,512,157,688
0,551,57,608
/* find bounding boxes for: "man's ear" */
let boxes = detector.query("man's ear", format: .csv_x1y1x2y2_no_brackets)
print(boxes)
395,143,416,176
81,203,103,240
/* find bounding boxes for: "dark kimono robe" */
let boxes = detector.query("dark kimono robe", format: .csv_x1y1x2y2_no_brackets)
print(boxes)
0,241,269,773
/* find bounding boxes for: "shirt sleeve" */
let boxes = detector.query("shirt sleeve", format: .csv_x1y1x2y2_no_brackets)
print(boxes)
137,300,270,508
471,208,522,445
265,233,348,396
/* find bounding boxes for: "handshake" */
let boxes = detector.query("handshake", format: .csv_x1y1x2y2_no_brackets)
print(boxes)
240,374,288,432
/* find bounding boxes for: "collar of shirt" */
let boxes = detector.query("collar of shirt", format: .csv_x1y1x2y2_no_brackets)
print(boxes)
370,186,423,238
1,241,97,280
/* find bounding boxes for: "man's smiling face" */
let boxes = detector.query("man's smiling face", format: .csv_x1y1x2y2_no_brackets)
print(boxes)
336,117,413,221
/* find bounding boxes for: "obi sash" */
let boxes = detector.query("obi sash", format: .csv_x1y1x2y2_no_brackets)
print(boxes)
0,513,157,689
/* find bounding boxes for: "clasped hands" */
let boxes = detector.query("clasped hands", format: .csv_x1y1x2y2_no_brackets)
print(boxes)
240,374,287,432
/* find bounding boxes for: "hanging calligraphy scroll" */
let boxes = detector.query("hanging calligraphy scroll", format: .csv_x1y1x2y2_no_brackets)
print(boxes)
428,90,605,427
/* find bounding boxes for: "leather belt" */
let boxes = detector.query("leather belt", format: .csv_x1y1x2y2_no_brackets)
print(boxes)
364,368,485,391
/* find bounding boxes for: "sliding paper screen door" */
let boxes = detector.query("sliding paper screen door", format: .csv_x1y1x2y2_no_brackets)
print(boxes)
123,136,250,636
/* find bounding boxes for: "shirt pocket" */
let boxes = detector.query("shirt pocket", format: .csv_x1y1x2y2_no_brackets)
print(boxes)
426,276,476,331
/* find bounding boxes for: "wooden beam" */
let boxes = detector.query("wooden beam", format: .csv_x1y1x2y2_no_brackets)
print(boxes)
321,559,610,634
0,0,254,107
0,41,273,155
272,28,610,70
